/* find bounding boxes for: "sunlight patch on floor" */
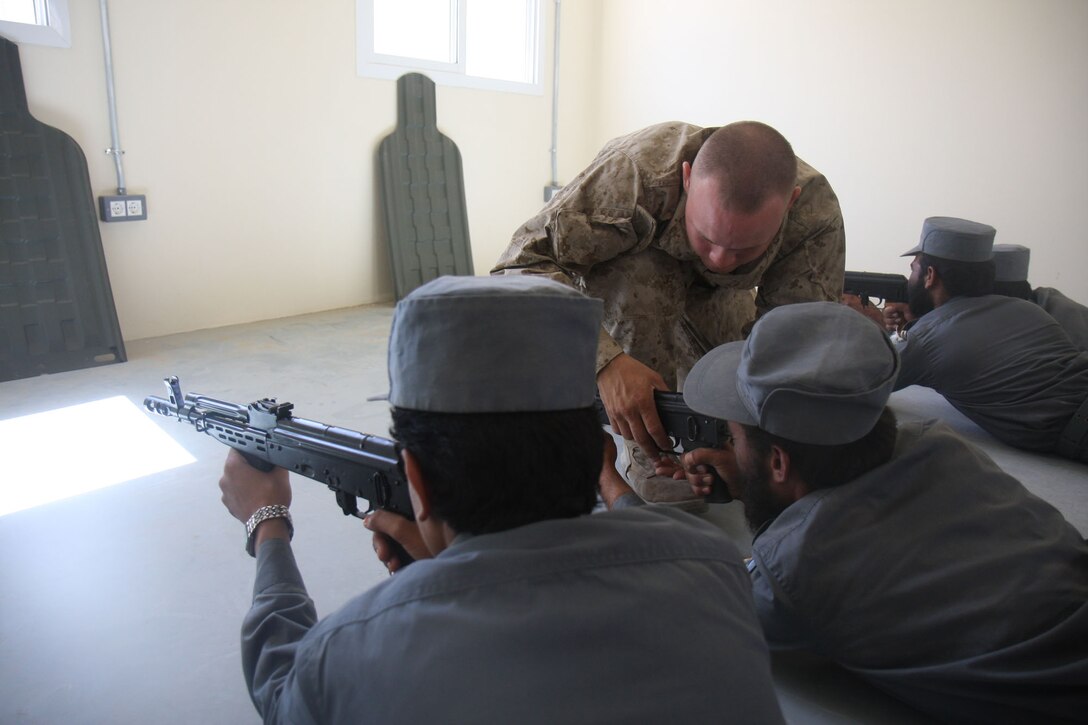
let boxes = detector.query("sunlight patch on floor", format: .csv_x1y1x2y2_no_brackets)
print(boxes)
0,396,196,517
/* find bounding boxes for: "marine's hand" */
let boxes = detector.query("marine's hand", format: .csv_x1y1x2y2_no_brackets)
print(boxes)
598,433,636,509
883,302,914,334
596,353,672,454
219,448,291,524
364,510,430,574
841,294,886,328
602,431,619,469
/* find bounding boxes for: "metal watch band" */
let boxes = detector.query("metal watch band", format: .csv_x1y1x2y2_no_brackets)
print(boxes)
244,504,293,557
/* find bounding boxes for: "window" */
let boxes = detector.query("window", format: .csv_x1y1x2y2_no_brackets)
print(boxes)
0,0,70,48
357,0,542,95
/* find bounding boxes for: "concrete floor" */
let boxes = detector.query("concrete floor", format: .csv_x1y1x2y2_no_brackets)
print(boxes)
8,302,1077,724
1,304,404,724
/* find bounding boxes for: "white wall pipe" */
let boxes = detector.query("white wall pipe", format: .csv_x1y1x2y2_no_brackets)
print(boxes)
99,0,126,194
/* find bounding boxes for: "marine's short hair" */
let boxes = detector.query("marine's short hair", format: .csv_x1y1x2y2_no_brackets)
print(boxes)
692,121,797,213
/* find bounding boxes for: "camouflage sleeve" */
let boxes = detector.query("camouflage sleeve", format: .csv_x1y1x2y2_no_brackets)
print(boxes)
492,148,659,370
754,175,846,320
594,327,626,373
491,150,658,281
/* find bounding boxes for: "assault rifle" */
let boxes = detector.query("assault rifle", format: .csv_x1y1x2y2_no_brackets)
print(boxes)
145,376,414,558
595,390,732,503
843,271,909,307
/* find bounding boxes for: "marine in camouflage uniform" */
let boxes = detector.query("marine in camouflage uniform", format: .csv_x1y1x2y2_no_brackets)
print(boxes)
492,122,846,506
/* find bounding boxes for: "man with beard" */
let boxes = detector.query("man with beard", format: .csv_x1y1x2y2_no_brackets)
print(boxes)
884,241,1088,352
885,217,1088,461
598,302,1088,722
493,121,845,509
218,276,785,724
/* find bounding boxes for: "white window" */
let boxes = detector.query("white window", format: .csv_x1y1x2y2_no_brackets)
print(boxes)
357,0,542,95
0,0,70,48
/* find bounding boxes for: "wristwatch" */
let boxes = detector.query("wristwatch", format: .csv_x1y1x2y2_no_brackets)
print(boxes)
244,505,293,557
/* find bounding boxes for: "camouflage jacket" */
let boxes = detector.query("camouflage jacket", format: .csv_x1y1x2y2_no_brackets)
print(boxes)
492,122,846,371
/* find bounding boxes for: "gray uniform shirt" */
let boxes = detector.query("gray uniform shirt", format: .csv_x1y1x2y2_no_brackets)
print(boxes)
1034,286,1088,352
894,295,1088,452
749,420,1088,723
242,506,785,724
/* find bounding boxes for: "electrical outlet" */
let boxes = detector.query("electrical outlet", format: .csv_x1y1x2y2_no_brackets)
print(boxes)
99,194,148,222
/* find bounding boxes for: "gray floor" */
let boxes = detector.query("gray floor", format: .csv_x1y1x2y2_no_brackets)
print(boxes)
1,303,1083,724
1,304,402,725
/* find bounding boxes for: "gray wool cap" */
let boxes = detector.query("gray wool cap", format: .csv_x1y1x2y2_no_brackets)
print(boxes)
992,243,1031,282
683,302,899,445
384,275,603,413
900,216,996,262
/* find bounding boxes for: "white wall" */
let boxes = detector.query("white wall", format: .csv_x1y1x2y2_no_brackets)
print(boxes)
13,0,564,340
10,0,1087,341
588,0,1088,300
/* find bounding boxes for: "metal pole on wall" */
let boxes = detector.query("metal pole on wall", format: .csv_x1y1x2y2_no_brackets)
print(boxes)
99,0,126,194
545,0,561,202
96,0,145,222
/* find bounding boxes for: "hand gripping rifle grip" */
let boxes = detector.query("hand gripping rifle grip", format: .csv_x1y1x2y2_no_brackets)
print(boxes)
706,471,733,504
244,454,416,568
240,452,276,473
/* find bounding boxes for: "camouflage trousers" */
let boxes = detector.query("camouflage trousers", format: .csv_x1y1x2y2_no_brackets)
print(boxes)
584,248,755,508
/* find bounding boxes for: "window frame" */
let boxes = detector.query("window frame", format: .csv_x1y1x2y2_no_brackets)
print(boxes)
356,0,543,96
0,0,70,48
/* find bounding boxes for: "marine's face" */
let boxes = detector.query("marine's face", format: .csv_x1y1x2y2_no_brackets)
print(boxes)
682,165,787,275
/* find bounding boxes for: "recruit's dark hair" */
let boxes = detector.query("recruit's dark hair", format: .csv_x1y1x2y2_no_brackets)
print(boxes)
919,253,995,298
992,279,1032,300
390,407,603,535
742,407,899,491
693,121,797,213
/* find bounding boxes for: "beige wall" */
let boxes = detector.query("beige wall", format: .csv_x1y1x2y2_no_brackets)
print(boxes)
15,0,571,340
591,0,1088,301
10,0,1087,341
